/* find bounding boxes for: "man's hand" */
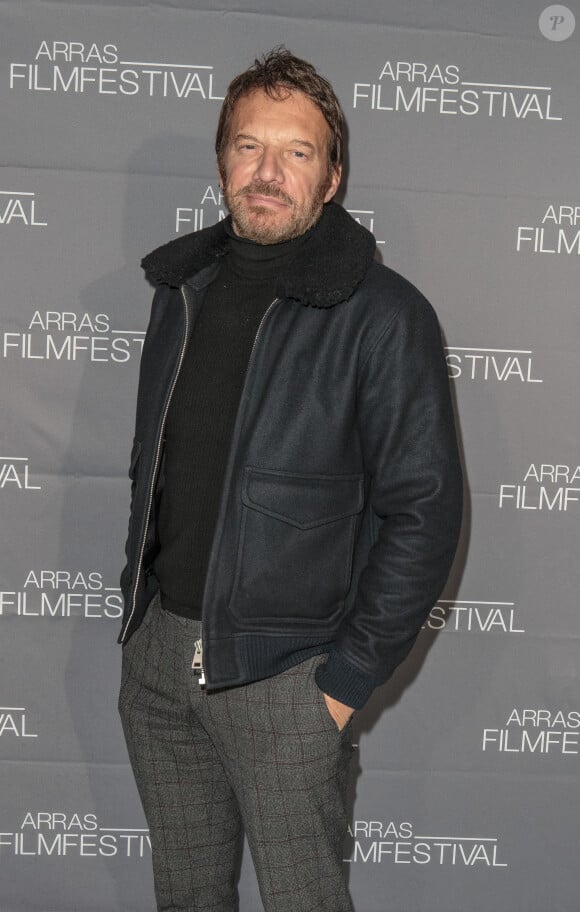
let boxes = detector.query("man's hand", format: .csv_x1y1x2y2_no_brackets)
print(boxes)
322,693,355,732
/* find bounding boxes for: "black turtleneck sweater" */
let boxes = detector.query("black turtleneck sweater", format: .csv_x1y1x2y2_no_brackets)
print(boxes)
154,224,311,620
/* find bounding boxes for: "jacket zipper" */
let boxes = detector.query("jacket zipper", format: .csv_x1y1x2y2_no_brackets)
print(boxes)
192,638,205,685
200,296,281,685
120,284,191,643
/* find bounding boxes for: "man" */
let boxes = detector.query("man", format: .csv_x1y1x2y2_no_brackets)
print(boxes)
118,48,463,912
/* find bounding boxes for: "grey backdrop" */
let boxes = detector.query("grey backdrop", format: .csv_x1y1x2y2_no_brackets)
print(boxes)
1,1,579,910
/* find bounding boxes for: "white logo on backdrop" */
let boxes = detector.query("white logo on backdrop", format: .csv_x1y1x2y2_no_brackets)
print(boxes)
499,464,579,512
483,709,580,754
0,191,47,227
446,346,542,383
0,707,38,739
9,42,224,99
424,599,525,634
0,570,123,620
353,61,563,121
344,820,507,867
539,6,576,41
347,208,386,246
0,457,41,491
516,203,580,255
2,311,145,363
0,813,151,857
176,185,226,234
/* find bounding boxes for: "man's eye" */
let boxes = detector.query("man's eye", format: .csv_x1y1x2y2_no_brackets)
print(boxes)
292,150,307,159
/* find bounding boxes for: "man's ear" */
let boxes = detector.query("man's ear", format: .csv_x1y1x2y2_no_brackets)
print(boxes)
323,165,342,203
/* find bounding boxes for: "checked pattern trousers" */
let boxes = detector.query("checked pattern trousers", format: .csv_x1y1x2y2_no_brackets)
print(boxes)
118,594,356,912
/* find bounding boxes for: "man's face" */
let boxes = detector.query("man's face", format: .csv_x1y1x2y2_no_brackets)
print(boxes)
219,88,341,244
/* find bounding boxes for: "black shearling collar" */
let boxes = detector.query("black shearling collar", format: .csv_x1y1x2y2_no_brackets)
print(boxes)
141,201,377,309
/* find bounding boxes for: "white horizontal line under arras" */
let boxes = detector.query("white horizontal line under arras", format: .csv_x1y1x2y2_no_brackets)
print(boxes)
119,61,212,69
438,600,514,606
461,82,551,91
445,347,532,354
0,191,35,196
414,836,498,842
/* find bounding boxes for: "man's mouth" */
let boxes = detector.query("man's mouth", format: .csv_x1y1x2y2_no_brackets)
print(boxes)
236,184,294,209
244,193,290,209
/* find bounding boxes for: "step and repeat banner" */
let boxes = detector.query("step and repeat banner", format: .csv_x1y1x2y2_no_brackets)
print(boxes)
1,1,578,910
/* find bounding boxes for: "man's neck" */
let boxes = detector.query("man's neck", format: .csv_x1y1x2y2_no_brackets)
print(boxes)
223,217,314,281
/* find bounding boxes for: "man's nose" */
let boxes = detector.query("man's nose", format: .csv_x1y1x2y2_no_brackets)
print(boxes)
253,147,284,183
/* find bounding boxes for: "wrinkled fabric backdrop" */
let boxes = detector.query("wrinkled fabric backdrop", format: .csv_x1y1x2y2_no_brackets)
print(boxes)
1,1,578,910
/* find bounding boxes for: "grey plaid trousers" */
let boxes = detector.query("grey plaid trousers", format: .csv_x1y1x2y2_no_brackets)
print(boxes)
118,595,356,912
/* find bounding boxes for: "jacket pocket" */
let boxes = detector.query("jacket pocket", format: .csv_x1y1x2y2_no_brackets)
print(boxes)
228,467,364,628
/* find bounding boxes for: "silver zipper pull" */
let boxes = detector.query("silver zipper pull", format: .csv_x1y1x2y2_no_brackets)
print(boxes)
192,638,205,686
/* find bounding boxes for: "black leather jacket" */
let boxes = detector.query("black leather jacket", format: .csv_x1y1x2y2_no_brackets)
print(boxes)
119,203,463,709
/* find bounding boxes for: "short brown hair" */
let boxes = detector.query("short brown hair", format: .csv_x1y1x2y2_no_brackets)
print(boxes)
215,47,345,176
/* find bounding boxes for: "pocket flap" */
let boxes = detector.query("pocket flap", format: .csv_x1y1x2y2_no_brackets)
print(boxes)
242,467,364,530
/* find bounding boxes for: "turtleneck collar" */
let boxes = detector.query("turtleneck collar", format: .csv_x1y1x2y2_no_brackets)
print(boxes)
223,218,315,282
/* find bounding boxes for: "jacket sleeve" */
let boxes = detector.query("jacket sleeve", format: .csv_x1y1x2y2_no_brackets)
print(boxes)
315,289,463,709
118,285,162,604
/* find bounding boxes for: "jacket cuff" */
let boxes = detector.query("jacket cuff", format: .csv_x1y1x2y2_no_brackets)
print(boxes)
314,650,378,710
